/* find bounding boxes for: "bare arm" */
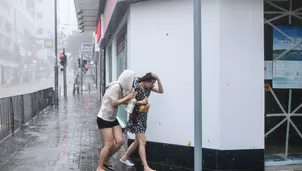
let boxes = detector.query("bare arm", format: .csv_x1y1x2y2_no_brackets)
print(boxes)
152,77,164,94
112,92,136,108
112,96,130,108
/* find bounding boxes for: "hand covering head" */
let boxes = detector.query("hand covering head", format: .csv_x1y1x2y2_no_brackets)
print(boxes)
107,69,136,93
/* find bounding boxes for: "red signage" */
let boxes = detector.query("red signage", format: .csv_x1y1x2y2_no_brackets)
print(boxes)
103,0,117,33
96,20,102,43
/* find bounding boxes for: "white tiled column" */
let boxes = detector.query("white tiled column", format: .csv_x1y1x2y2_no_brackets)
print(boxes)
201,0,264,170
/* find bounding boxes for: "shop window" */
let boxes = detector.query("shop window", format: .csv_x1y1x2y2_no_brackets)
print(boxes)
37,13,43,19
5,21,11,32
0,18,3,29
264,0,302,165
108,45,112,82
116,26,128,127
37,28,43,35
116,29,127,77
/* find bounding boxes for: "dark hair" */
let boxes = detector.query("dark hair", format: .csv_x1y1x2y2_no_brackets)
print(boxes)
138,72,156,83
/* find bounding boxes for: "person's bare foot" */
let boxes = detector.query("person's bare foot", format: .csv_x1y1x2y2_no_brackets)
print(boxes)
104,161,112,167
121,155,127,161
96,167,105,171
144,167,156,171
103,161,114,170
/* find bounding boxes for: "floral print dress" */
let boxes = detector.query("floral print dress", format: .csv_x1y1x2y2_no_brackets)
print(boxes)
125,78,151,134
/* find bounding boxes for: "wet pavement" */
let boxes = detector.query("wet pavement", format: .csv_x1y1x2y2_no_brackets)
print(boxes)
0,92,295,171
0,94,136,171
0,92,184,171
266,165,302,171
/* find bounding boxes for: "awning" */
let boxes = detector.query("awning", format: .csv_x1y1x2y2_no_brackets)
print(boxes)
74,0,151,38
100,0,151,46
74,0,106,31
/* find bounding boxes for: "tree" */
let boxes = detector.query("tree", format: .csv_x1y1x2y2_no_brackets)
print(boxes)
65,31,93,59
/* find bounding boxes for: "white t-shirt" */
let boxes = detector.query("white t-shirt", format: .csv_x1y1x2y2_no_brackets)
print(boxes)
97,84,122,121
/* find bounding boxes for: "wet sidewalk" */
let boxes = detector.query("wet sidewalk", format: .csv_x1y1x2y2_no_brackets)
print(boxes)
0,94,135,171
1,93,290,171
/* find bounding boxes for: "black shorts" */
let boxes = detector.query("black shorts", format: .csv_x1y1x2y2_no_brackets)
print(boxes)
96,117,120,129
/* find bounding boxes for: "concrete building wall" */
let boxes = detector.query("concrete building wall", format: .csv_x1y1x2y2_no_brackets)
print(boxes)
127,0,194,146
201,0,264,150
0,0,13,50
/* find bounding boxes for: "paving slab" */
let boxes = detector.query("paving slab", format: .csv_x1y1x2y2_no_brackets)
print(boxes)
0,93,214,171
0,94,136,171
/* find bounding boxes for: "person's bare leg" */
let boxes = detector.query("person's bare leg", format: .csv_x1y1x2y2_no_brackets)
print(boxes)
97,128,114,170
137,133,156,171
122,136,139,161
104,140,115,167
105,125,124,161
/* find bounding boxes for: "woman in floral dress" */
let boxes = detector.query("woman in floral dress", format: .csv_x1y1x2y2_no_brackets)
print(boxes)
121,73,164,171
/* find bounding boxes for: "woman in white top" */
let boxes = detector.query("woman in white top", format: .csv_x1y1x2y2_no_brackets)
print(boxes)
96,70,137,171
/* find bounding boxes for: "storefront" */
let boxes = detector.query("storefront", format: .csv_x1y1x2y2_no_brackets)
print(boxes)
76,0,302,170
100,10,129,127
264,0,302,167
0,60,20,85
98,0,204,169
116,26,128,127
96,0,263,170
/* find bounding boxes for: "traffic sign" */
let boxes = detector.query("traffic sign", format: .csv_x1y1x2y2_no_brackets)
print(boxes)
81,43,93,52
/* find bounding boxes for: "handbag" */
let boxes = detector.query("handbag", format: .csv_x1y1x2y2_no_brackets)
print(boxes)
139,103,150,113
138,87,151,113
132,104,150,124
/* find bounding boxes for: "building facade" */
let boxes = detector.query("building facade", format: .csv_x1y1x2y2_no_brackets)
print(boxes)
34,0,54,78
0,0,15,85
75,0,302,170
0,0,38,85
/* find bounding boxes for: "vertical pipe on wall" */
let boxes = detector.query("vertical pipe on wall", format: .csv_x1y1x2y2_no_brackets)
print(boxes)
101,49,103,98
103,47,106,96
193,0,202,170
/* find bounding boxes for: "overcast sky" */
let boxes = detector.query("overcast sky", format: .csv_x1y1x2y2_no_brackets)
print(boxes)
58,0,78,33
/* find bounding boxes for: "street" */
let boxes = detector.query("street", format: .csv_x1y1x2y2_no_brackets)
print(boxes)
0,78,53,98
0,70,94,99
